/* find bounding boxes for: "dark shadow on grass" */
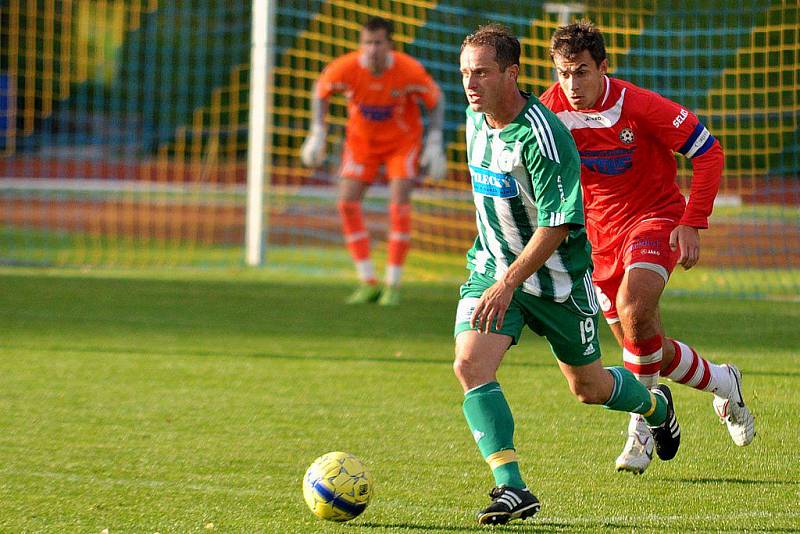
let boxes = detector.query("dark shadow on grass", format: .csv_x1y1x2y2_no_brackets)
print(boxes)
358,520,636,532
666,476,799,486
357,522,476,532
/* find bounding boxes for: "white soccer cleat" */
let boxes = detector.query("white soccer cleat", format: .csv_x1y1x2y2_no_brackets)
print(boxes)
713,364,755,446
615,414,654,474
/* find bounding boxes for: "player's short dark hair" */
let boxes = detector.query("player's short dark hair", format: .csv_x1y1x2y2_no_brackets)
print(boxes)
461,23,520,72
550,20,607,66
363,16,393,40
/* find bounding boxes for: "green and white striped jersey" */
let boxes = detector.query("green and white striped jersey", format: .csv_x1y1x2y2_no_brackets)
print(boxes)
464,92,592,302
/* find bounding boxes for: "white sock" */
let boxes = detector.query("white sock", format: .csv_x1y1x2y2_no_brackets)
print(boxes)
355,259,377,284
385,264,403,287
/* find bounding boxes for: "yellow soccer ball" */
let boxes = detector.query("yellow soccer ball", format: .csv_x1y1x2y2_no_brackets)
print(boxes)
302,451,373,522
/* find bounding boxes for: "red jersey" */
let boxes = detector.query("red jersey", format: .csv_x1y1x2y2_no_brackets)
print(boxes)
316,50,440,151
540,76,723,255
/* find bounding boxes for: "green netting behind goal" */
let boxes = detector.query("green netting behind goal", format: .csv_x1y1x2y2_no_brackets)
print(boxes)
1,0,797,297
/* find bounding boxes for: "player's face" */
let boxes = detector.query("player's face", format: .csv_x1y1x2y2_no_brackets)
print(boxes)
552,49,607,110
359,28,392,72
460,45,517,114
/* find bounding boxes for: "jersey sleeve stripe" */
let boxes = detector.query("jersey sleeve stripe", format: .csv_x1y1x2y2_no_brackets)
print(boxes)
678,123,705,153
678,123,715,158
547,212,566,226
531,105,561,163
687,132,716,159
525,109,552,161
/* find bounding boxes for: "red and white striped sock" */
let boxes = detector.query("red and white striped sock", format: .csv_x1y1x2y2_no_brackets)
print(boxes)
623,335,663,389
662,339,734,397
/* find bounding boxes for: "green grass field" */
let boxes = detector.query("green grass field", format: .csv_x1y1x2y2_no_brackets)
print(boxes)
1,267,798,533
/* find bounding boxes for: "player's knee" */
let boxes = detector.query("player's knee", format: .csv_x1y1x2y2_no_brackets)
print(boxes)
453,350,487,389
452,352,473,383
569,379,605,405
617,300,655,333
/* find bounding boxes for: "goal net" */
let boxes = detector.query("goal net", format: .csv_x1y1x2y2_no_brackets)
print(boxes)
1,0,797,296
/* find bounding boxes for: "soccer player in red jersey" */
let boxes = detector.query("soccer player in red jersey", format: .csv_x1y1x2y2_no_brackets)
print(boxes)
540,21,754,474
301,17,446,306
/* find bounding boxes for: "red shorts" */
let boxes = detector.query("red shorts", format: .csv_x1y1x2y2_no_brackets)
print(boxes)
592,218,680,323
339,136,421,183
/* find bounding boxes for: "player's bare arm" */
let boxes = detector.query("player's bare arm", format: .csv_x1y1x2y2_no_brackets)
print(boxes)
470,225,570,333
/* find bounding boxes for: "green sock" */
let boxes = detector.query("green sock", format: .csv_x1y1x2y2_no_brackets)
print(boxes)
604,367,667,426
462,382,526,489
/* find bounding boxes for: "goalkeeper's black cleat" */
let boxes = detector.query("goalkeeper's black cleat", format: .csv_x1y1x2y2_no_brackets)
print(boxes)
476,485,540,525
648,384,681,461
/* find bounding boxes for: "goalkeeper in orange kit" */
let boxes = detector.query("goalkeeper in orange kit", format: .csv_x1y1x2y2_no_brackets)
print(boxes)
300,16,446,306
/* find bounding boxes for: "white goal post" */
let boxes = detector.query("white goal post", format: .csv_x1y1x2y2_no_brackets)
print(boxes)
245,0,277,266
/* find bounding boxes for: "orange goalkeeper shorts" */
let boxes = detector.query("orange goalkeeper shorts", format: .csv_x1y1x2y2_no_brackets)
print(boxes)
339,135,422,183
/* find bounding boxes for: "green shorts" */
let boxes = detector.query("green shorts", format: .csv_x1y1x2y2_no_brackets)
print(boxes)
454,271,602,366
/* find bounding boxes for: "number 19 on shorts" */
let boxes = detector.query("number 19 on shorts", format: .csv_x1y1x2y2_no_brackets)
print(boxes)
579,317,596,344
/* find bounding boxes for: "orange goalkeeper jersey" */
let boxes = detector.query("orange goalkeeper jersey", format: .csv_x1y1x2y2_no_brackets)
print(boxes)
316,50,440,150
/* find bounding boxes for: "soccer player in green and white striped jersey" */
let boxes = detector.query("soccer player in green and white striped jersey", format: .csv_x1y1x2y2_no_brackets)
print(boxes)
452,24,682,526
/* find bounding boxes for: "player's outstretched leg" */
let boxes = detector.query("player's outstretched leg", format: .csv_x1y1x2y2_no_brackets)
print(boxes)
477,486,540,525
603,367,679,462
616,335,662,474
647,384,681,461
662,340,755,446
615,414,654,474
460,381,537,525
712,364,755,446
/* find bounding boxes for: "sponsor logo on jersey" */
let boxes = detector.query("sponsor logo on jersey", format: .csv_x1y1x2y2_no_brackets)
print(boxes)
358,104,393,121
628,238,663,256
672,108,689,128
469,165,519,198
498,149,515,173
619,127,635,144
579,148,635,175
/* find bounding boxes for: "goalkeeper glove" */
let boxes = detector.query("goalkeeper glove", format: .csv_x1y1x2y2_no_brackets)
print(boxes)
300,126,327,167
419,130,447,181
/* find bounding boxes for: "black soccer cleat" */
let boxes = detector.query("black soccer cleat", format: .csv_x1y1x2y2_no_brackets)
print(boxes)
648,384,681,461
476,485,540,525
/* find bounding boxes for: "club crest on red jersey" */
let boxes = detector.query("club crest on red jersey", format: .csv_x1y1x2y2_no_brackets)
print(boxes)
619,127,635,144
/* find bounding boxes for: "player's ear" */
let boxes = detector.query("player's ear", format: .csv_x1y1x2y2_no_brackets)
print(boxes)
507,64,520,81
598,58,608,76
